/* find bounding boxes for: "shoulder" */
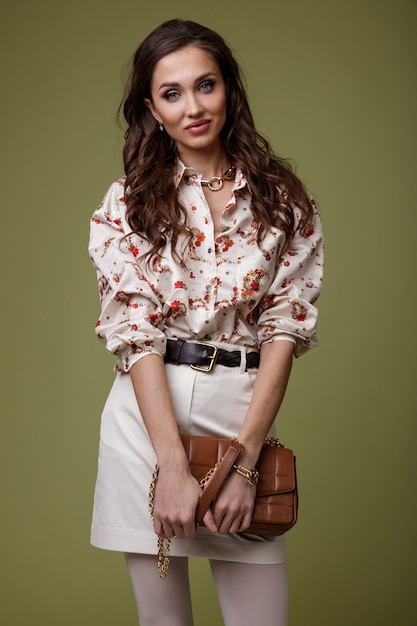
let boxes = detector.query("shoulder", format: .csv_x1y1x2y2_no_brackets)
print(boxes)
91,177,129,232
103,177,127,207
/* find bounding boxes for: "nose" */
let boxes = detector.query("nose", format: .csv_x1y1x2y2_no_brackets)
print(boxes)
185,92,204,117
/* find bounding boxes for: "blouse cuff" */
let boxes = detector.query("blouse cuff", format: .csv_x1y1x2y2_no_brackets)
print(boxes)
115,344,166,373
261,331,317,358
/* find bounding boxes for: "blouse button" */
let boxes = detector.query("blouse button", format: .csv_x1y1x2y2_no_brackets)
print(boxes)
204,334,211,340
208,247,212,253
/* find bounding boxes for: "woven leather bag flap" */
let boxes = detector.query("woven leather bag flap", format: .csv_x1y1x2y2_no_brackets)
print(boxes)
181,434,231,482
255,445,296,496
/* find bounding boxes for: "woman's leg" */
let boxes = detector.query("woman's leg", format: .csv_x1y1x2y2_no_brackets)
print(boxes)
125,553,194,626
209,559,289,626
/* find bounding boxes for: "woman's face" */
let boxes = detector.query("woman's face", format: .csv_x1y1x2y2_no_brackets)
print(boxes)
145,46,227,161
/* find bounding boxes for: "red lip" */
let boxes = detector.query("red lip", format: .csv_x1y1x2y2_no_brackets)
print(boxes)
185,119,211,130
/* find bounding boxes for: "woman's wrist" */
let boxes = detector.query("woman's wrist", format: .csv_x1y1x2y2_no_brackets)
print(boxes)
234,436,263,466
153,433,189,470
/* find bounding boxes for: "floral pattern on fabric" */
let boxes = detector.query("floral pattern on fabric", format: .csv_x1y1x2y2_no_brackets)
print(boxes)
89,163,324,372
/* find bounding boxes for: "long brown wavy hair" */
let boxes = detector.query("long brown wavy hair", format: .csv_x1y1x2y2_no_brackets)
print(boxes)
121,19,314,258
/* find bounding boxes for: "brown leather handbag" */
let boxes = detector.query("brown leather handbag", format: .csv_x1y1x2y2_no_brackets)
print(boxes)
149,434,298,577
180,433,298,535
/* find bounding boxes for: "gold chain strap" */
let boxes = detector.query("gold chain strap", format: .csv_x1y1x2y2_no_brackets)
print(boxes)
156,536,171,579
148,465,171,579
264,436,284,447
199,460,221,489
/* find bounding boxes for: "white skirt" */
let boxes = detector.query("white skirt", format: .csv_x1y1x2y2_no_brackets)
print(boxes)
91,357,286,564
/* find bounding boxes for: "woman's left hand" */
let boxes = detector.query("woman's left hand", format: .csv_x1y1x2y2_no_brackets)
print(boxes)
205,470,257,534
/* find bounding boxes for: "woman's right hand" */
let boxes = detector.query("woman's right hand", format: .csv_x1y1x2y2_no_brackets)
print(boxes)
152,466,218,539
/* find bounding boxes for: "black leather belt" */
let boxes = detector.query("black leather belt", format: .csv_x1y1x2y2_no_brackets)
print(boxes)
164,339,260,373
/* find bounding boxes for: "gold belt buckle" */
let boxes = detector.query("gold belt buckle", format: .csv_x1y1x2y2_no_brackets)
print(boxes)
190,342,219,373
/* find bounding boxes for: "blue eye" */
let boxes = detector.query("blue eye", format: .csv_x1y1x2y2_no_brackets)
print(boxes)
200,80,215,92
163,91,180,101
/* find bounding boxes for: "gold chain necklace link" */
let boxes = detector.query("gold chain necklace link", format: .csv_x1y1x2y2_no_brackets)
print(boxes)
201,166,236,191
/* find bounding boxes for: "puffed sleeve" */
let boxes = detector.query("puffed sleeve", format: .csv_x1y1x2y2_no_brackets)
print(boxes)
257,201,324,357
88,180,167,372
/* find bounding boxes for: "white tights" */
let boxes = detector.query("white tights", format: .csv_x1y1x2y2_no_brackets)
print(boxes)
125,553,288,626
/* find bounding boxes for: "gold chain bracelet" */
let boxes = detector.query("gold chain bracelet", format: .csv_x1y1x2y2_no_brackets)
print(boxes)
232,463,260,486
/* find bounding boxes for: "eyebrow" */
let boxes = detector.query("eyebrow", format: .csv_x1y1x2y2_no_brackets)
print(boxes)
157,71,217,92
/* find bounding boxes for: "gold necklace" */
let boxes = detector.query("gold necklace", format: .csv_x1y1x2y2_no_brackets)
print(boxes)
200,166,236,191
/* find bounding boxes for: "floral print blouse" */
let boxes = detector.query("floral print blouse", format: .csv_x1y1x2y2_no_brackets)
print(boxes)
89,162,324,372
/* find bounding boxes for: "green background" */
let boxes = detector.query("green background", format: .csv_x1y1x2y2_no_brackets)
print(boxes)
1,0,416,624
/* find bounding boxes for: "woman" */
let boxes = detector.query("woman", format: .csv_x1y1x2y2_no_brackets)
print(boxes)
89,18,323,626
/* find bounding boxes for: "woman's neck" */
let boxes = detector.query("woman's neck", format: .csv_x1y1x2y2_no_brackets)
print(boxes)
178,146,230,180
